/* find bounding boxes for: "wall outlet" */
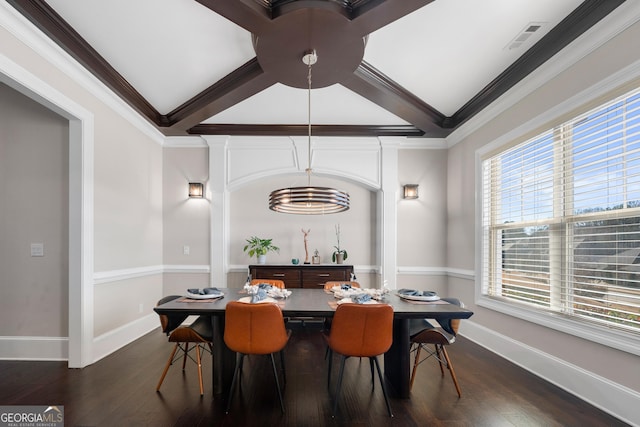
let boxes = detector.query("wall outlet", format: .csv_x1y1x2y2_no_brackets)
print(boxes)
139,303,144,313
183,245,190,255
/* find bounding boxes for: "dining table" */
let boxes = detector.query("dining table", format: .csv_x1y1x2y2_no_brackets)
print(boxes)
154,287,474,399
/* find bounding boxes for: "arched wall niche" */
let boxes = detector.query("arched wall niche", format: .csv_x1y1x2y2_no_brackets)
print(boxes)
204,135,400,289
229,173,377,268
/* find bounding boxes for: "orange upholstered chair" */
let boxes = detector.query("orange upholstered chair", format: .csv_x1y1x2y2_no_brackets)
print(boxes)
250,278,286,289
224,301,291,413
327,303,394,417
156,296,213,396
323,281,360,291
409,298,464,397
322,281,361,330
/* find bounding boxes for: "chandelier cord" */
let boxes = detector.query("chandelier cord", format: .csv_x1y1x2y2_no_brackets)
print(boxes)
267,49,349,214
307,57,312,186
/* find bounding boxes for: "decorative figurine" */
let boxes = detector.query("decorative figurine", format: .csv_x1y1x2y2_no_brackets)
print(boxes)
301,228,311,264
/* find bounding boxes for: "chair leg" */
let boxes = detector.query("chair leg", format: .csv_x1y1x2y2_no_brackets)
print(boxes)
435,345,445,376
156,343,179,392
369,357,375,389
226,353,244,413
280,350,287,385
372,356,393,417
195,344,204,396
182,343,189,370
270,353,285,413
327,348,333,389
440,346,462,398
410,344,422,391
332,356,347,417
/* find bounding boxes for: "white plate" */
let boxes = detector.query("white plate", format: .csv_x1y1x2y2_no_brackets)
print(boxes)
185,292,224,300
397,293,440,302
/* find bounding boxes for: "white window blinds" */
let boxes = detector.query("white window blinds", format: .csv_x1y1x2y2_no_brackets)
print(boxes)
482,87,640,334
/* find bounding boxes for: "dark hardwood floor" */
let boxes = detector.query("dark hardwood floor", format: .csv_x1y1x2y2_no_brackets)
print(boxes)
0,326,628,427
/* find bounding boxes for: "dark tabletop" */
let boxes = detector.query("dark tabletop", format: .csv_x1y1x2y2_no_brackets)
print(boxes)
154,288,473,320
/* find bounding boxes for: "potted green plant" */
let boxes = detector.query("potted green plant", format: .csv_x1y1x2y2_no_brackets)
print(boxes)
331,224,348,264
243,236,279,264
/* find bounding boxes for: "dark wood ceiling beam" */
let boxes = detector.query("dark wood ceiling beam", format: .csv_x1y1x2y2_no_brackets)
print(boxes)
187,124,424,137
450,0,627,128
195,0,272,34
342,61,450,137
350,0,435,36
163,58,277,133
6,0,162,125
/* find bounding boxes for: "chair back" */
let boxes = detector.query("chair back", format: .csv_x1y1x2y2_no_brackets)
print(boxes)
157,295,189,335
250,278,285,289
328,304,393,357
224,301,289,355
439,298,463,335
324,281,360,291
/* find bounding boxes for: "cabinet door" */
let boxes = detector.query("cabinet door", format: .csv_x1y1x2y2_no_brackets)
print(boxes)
251,268,302,288
301,268,351,289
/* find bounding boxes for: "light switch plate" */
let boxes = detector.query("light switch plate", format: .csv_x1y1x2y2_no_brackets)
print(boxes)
31,243,44,257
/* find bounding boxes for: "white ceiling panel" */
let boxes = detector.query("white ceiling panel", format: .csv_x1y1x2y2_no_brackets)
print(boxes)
47,0,255,114
203,83,409,125
364,0,583,115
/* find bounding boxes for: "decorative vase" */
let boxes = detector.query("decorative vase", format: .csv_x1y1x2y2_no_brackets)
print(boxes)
257,254,266,264
336,253,344,264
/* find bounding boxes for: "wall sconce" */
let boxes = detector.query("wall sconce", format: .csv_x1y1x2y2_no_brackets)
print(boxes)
188,182,204,198
403,184,419,199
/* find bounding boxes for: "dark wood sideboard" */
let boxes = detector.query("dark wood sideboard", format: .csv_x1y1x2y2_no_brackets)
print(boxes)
249,264,354,289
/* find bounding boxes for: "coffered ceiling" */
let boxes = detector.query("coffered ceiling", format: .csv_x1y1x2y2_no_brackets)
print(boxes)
7,0,626,138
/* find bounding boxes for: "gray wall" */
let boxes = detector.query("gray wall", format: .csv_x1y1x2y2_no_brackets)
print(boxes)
447,18,640,392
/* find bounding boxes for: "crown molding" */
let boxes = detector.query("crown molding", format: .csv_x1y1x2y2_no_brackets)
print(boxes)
446,0,640,148
0,2,164,146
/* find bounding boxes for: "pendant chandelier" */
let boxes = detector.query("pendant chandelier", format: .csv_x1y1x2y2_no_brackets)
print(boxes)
268,50,350,215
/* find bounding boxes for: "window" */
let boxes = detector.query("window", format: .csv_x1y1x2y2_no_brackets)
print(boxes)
481,87,640,342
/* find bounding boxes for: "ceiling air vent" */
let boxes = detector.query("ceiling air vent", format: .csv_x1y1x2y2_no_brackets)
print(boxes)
505,22,546,50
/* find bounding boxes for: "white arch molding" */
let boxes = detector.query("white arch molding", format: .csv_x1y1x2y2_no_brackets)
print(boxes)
204,135,400,289
0,54,94,368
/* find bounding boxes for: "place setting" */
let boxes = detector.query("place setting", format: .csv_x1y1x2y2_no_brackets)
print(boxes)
327,283,390,308
179,287,225,302
396,288,448,304
238,282,292,305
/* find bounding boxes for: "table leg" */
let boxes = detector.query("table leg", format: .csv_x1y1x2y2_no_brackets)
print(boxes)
212,315,235,396
384,318,411,398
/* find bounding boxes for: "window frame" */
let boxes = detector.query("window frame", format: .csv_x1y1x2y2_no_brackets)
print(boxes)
475,78,640,357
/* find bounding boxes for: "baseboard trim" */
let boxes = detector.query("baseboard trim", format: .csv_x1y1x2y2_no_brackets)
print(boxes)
461,321,640,426
0,336,68,361
92,314,158,364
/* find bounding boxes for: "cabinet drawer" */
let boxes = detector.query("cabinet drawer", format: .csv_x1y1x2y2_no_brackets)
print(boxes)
302,269,350,288
252,268,301,288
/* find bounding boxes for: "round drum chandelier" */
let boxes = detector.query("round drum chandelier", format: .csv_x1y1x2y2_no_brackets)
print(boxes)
268,50,350,215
